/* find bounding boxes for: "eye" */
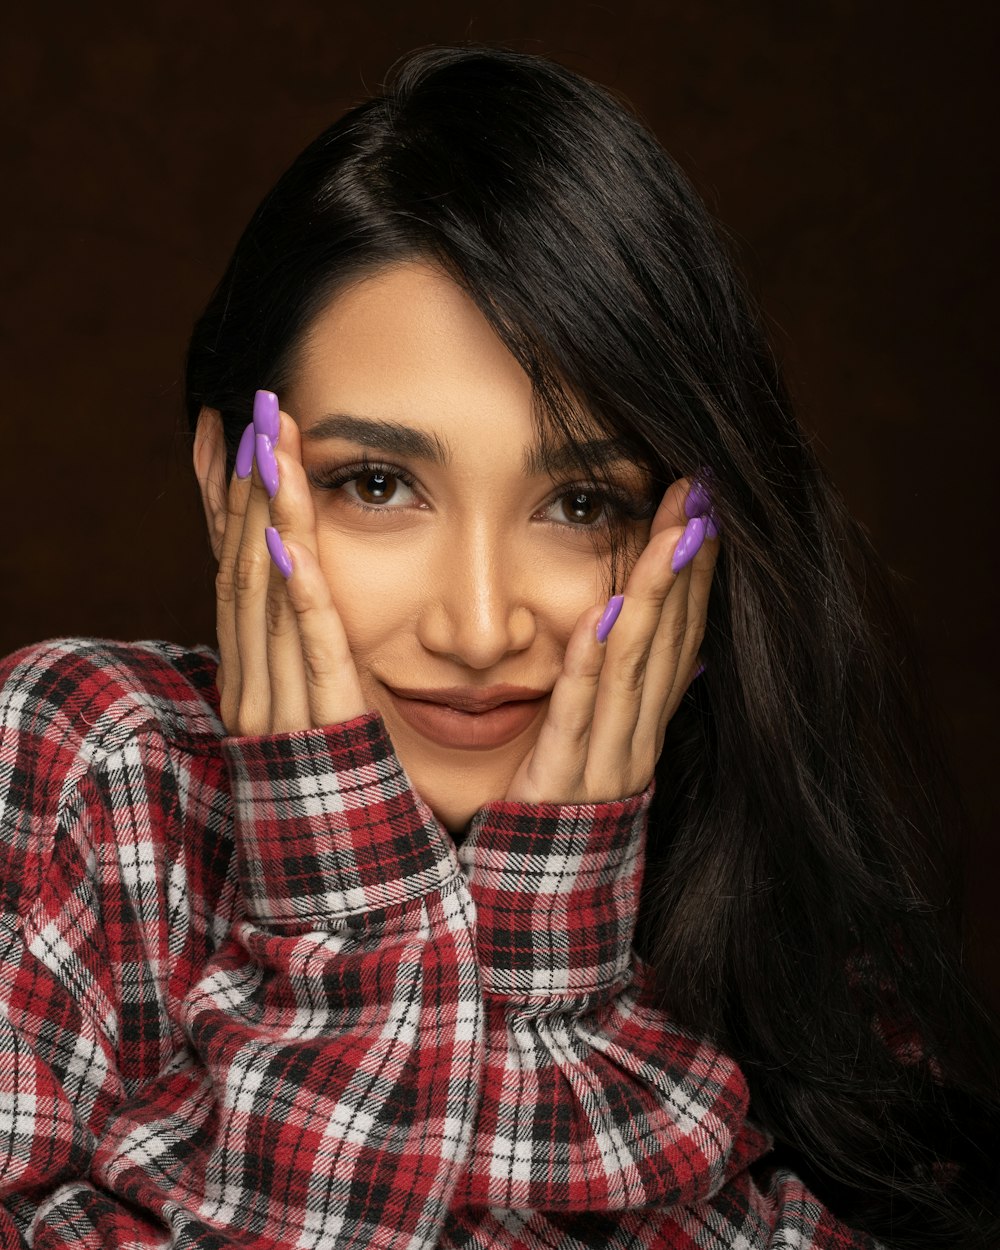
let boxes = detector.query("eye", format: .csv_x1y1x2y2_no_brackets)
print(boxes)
350,469,407,505
548,489,606,526
538,480,658,533
308,460,420,511
540,487,610,527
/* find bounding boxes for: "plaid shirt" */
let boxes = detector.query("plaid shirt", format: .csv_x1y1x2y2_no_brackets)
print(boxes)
0,639,879,1248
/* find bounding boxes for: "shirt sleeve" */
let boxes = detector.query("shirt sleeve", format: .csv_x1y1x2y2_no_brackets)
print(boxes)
451,793,882,1248
0,684,483,1248
452,787,757,1212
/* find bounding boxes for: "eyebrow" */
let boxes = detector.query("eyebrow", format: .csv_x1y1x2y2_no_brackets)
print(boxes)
303,413,636,478
523,437,637,477
302,414,451,464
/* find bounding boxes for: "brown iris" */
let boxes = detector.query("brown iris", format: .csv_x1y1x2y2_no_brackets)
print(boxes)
356,471,398,504
561,490,604,525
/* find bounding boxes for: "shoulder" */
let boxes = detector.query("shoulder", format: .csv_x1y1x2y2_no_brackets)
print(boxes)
0,638,226,915
0,636,223,755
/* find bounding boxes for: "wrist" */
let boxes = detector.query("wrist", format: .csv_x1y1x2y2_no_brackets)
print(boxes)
458,785,652,1000
223,711,458,927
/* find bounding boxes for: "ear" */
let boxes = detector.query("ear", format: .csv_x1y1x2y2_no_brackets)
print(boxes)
192,407,228,562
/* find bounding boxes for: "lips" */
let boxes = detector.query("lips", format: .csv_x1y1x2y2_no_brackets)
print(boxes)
385,684,549,750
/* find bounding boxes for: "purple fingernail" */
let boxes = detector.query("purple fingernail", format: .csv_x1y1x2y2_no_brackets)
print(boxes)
596,594,624,643
705,512,719,540
693,660,706,679
685,479,712,519
253,389,280,444
671,515,707,573
255,433,279,499
235,422,255,479
265,527,293,579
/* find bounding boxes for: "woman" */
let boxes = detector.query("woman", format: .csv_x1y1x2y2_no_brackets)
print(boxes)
0,44,996,1250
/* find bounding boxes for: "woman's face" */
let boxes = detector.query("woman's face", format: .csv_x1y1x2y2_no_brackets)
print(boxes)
275,261,654,830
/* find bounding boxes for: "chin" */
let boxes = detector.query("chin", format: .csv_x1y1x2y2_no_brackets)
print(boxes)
421,770,510,836
396,751,517,837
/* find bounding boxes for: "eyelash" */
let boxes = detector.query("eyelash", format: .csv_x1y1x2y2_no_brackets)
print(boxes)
308,458,654,528
309,459,421,505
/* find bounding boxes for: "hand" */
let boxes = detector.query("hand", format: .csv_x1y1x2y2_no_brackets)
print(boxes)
504,477,718,805
215,392,366,736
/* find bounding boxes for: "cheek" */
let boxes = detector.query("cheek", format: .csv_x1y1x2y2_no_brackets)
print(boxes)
529,550,609,637
313,529,422,663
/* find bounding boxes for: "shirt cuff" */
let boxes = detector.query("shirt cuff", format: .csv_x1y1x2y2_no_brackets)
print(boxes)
457,785,652,1001
222,711,458,928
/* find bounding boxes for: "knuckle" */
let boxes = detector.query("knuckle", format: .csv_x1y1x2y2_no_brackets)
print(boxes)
650,617,688,663
233,546,266,596
236,697,267,738
647,635,681,668
215,561,237,604
615,645,648,694
264,589,292,638
300,639,337,687
225,475,248,512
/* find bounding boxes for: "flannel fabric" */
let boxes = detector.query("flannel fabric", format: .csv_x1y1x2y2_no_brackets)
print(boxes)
0,638,880,1249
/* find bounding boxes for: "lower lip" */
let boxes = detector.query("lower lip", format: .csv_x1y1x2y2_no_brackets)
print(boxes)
386,691,546,750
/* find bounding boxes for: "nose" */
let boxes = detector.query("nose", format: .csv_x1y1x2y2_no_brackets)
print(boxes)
415,524,536,670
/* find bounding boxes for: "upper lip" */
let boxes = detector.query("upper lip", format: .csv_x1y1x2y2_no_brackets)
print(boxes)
387,684,550,713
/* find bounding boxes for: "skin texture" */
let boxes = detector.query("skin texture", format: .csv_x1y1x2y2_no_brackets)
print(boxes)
193,261,718,831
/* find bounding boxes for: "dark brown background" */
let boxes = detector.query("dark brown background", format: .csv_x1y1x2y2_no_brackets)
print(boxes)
1,3,996,1001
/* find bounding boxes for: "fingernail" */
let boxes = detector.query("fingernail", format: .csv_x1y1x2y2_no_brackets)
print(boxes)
596,594,624,643
253,389,280,444
235,422,255,479
265,527,293,579
705,512,719,540
685,479,712,519
671,515,707,573
255,433,279,499
693,660,706,679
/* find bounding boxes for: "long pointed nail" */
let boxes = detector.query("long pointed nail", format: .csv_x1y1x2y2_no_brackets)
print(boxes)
596,594,624,643
255,433,279,499
253,389,280,443
235,422,255,479
685,479,712,519
671,515,707,573
265,527,293,579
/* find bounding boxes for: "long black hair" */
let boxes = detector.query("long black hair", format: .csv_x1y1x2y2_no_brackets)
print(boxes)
185,44,999,1247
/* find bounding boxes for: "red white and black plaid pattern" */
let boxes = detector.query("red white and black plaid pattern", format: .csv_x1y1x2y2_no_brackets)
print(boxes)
0,639,880,1248
459,792,649,999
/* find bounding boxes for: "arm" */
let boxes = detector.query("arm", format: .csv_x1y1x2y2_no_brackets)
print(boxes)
452,787,760,1214
94,712,481,1249
0,639,482,1247
447,791,881,1248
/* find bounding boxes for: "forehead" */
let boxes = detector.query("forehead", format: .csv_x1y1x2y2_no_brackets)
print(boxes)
290,259,639,479
294,260,533,432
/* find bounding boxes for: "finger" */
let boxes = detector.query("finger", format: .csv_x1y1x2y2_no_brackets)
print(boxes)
585,521,688,788
215,428,254,733
671,524,718,709
260,412,311,733
505,602,608,804
646,473,721,729
279,538,366,728
264,412,318,554
639,524,718,748
264,561,311,734
263,410,366,728
232,447,275,735
591,476,718,783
